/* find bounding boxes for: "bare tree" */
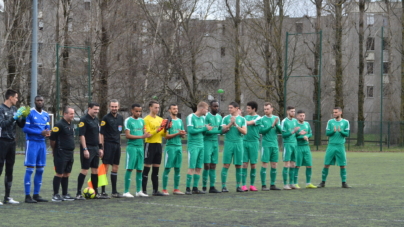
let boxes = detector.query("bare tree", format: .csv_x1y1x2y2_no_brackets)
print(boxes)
356,0,366,146
401,0,404,146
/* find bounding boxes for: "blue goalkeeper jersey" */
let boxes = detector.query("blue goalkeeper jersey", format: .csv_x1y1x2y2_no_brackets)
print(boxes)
23,109,50,141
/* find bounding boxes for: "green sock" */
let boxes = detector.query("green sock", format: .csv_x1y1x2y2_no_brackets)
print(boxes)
202,169,209,187
289,168,295,184
124,170,132,193
282,167,288,185
306,168,312,184
241,168,247,185
136,171,142,192
294,167,300,184
174,168,180,189
322,168,329,182
162,168,170,190
250,168,256,186
186,174,192,188
260,167,267,186
236,168,242,187
221,168,228,187
270,168,277,185
209,169,216,187
193,174,200,188
340,168,347,182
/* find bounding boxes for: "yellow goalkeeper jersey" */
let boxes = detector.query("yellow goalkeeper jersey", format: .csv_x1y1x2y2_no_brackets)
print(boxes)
144,114,165,143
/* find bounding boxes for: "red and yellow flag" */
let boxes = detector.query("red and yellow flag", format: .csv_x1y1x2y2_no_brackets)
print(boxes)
88,163,108,188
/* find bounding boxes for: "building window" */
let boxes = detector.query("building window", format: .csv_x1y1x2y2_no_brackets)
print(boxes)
366,86,373,98
38,42,43,53
38,63,43,75
366,37,374,51
382,37,389,50
295,23,303,33
383,62,389,74
39,21,44,30
366,62,373,75
222,24,226,35
367,14,374,26
221,47,225,57
84,2,90,10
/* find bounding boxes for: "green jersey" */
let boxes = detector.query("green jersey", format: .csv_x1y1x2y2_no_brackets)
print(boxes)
203,112,222,141
221,115,246,142
186,113,207,147
326,118,350,144
281,117,298,144
260,115,281,147
296,121,312,146
243,115,262,142
166,118,185,146
124,117,145,146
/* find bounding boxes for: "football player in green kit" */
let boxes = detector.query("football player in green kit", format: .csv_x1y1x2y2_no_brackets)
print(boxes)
241,101,261,192
202,100,222,193
295,110,317,189
317,107,351,188
259,102,282,191
221,102,247,192
162,104,186,195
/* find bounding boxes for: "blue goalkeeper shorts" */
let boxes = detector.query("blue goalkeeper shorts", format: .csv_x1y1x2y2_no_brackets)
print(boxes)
24,140,47,167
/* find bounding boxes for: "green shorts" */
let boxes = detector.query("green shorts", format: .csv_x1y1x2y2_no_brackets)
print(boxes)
164,145,182,168
282,143,297,162
126,145,144,170
296,145,312,166
243,141,259,164
324,144,347,166
223,141,243,165
188,146,204,169
204,140,219,164
261,147,279,163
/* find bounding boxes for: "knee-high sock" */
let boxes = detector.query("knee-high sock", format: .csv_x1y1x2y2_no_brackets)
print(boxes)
306,168,312,184
270,168,277,185
53,176,62,195
151,166,159,191
91,174,98,194
61,177,69,195
33,167,44,195
241,168,247,186
260,167,267,186
4,163,14,198
282,167,288,185
162,168,171,190
322,168,329,182
202,169,209,188
250,168,256,186
186,174,192,188
340,168,347,183
209,169,216,187
174,168,181,189
221,168,229,187
77,173,86,195
236,168,242,187
193,174,200,188
24,168,34,195
142,166,150,192
288,168,295,185
124,170,132,193
294,167,300,185
111,172,118,194
136,171,143,192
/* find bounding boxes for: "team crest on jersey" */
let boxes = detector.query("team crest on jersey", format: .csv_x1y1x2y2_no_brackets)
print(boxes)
79,122,84,127
52,127,59,132
101,121,106,126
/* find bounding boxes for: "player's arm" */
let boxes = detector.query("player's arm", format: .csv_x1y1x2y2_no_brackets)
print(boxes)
187,125,208,134
281,121,295,138
165,130,181,139
325,120,336,137
125,129,150,139
22,115,42,135
274,117,282,134
16,117,26,128
339,121,350,137
236,119,247,135
0,109,16,128
259,121,272,135
49,125,59,155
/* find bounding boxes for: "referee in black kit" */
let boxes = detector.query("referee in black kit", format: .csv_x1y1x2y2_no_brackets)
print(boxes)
50,106,76,202
100,99,124,198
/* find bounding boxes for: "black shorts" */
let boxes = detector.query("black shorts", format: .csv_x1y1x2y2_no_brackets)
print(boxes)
144,143,162,165
80,145,99,169
102,142,121,165
0,139,16,170
54,149,74,174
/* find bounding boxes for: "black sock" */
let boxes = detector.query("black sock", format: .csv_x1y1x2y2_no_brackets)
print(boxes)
91,174,98,194
142,167,150,192
4,175,12,198
102,186,106,193
111,172,118,193
152,166,159,191
77,173,86,195
53,176,62,195
61,177,69,195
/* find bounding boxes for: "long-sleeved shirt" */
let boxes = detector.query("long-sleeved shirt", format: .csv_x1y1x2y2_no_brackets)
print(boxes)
0,104,26,140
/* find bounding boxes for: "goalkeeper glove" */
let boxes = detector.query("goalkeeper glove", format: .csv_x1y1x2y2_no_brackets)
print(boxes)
13,106,26,120
22,106,31,118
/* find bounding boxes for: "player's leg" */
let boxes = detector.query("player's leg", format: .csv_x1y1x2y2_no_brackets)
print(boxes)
162,146,173,195
76,145,90,200
123,146,135,197
241,142,250,191
52,151,65,202
61,155,75,200
302,147,316,188
336,145,350,188
221,142,233,192
208,142,220,193
101,142,111,195
3,140,18,204
135,146,148,197
23,140,36,203
260,147,269,190
294,146,304,188
32,141,47,202
202,140,212,192
173,146,184,195
282,144,292,190
142,143,152,194
288,145,297,189
234,142,244,192
269,147,281,190
192,147,205,194
318,145,336,188
249,141,259,191
186,147,197,195
151,144,163,196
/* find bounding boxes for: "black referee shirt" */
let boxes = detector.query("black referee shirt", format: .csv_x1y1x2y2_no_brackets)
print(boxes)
78,114,100,146
100,112,123,144
50,118,75,151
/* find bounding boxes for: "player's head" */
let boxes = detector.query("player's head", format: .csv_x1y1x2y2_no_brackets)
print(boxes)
148,100,159,115
333,107,342,119
5,89,18,105
264,102,273,115
209,100,219,115
286,106,295,118
109,99,120,115
88,102,100,117
34,95,44,110
246,101,258,115
131,103,142,118
228,102,239,115
63,106,75,122
168,104,178,116
296,110,305,122
197,101,209,116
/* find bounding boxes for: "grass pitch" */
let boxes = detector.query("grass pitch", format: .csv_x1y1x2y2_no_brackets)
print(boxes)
0,151,403,227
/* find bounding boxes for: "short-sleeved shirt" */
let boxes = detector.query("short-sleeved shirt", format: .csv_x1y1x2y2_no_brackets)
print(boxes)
187,113,206,147
297,121,312,146
165,118,184,146
243,115,262,142
100,112,124,144
326,118,350,144
23,109,50,141
50,118,75,151
261,115,281,147
221,115,247,142
281,117,298,144
78,114,100,146
124,117,145,146
203,112,222,141
144,115,164,143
